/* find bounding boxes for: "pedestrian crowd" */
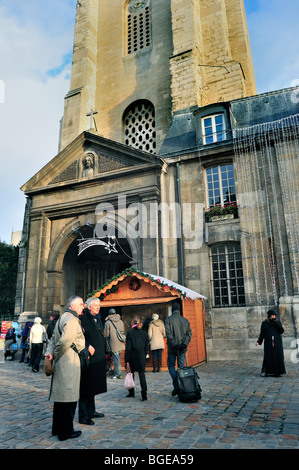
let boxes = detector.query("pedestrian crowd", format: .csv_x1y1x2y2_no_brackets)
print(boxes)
3,298,286,442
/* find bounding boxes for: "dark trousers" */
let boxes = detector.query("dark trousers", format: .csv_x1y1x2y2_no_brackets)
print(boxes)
79,395,96,420
31,343,43,371
127,371,147,397
167,348,186,383
52,402,77,440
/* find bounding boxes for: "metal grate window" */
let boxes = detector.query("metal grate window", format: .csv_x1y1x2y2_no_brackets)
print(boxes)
124,101,156,153
128,6,151,54
210,244,245,307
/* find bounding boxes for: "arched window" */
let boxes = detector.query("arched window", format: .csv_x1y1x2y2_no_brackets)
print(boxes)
127,0,151,55
123,100,156,153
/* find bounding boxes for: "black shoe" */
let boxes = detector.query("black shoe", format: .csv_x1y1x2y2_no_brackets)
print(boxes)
127,392,135,397
91,412,105,418
79,418,94,425
171,388,178,396
59,430,82,441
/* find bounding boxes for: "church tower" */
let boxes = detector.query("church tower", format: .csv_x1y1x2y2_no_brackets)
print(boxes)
17,0,298,363
60,0,256,152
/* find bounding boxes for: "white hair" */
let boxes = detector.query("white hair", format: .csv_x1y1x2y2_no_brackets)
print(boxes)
86,297,100,308
67,296,83,308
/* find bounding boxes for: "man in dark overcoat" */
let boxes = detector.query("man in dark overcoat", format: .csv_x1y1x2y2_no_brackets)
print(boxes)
79,297,107,425
256,309,286,377
165,302,192,395
125,316,149,401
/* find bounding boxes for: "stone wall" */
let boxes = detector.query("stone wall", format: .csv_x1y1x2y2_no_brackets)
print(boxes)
60,0,256,150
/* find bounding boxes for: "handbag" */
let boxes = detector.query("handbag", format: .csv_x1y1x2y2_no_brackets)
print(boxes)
110,320,126,343
71,344,90,371
124,365,135,390
42,330,48,343
44,356,54,376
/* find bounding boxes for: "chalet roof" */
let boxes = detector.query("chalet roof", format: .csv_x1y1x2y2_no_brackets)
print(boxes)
91,269,207,301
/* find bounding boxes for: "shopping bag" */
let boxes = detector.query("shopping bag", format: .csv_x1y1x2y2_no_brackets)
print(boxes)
124,365,135,389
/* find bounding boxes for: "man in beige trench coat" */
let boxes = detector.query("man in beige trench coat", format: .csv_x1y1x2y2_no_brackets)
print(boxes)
45,296,86,441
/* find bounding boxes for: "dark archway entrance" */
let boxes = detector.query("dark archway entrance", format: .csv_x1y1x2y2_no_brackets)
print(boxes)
62,225,133,302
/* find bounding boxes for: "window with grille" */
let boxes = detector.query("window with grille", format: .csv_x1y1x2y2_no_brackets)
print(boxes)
206,164,236,207
124,101,156,153
210,244,245,307
127,4,151,55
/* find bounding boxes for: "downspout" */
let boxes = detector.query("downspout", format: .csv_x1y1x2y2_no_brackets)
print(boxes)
175,162,184,285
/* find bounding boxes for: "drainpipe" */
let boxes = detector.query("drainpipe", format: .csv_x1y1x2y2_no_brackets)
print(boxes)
175,162,184,285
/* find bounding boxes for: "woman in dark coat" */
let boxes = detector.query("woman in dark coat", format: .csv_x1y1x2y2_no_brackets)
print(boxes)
79,298,107,425
256,310,286,377
19,321,33,362
125,316,149,400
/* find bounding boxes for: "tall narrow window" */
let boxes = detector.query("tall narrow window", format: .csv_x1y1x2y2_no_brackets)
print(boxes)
206,163,236,207
127,1,151,55
210,244,245,307
124,100,156,153
202,114,226,144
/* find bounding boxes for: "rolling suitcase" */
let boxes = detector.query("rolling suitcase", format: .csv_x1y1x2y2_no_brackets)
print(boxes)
175,365,202,403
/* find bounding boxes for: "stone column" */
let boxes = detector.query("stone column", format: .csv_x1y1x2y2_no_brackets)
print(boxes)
46,270,64,315
140,191,161,275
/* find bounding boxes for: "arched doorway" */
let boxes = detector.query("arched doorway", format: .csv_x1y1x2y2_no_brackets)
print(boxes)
62,225,134,303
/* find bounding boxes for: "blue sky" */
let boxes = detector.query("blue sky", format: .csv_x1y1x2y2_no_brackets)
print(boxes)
0,0,299,244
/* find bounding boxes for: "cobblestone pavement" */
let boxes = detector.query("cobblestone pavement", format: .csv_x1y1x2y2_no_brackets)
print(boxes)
0,357,298,451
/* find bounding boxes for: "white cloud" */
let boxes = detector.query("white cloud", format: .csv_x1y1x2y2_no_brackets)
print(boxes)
0,0,298,244
244,0,299,93
0,1,75,243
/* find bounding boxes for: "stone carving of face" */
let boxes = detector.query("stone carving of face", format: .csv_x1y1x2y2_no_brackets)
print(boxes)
84,155,94,169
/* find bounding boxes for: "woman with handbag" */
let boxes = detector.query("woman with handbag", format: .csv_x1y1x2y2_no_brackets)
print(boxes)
19,321,33,363
124,316,149,401
30,317,47,372
104,308,126,379
148,313,166,372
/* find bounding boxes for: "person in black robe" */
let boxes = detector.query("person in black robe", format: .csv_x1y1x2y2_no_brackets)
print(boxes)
79,297,107,425
256,309,286,377
125,316,149,401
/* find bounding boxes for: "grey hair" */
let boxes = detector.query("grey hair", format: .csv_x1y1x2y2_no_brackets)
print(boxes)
67,295,83,308
86,297,100,308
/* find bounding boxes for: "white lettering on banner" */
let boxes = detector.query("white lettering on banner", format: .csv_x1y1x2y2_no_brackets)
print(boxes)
94,195,204,249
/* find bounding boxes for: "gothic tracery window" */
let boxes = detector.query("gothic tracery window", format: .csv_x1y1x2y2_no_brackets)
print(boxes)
124,100,156,153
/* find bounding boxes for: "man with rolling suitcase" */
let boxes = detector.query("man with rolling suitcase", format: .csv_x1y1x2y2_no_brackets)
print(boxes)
165,302,192,396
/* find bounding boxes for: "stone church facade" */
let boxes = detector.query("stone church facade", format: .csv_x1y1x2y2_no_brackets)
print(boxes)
15,0,299,361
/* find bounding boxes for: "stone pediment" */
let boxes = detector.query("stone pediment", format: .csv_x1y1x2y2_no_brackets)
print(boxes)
21,130,163,193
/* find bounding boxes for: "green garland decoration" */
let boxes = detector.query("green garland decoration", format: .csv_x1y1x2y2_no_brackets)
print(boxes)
128,276,141,291
87,267,186,300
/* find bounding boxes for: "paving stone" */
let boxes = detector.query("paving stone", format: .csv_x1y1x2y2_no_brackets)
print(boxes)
0,359,298,450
